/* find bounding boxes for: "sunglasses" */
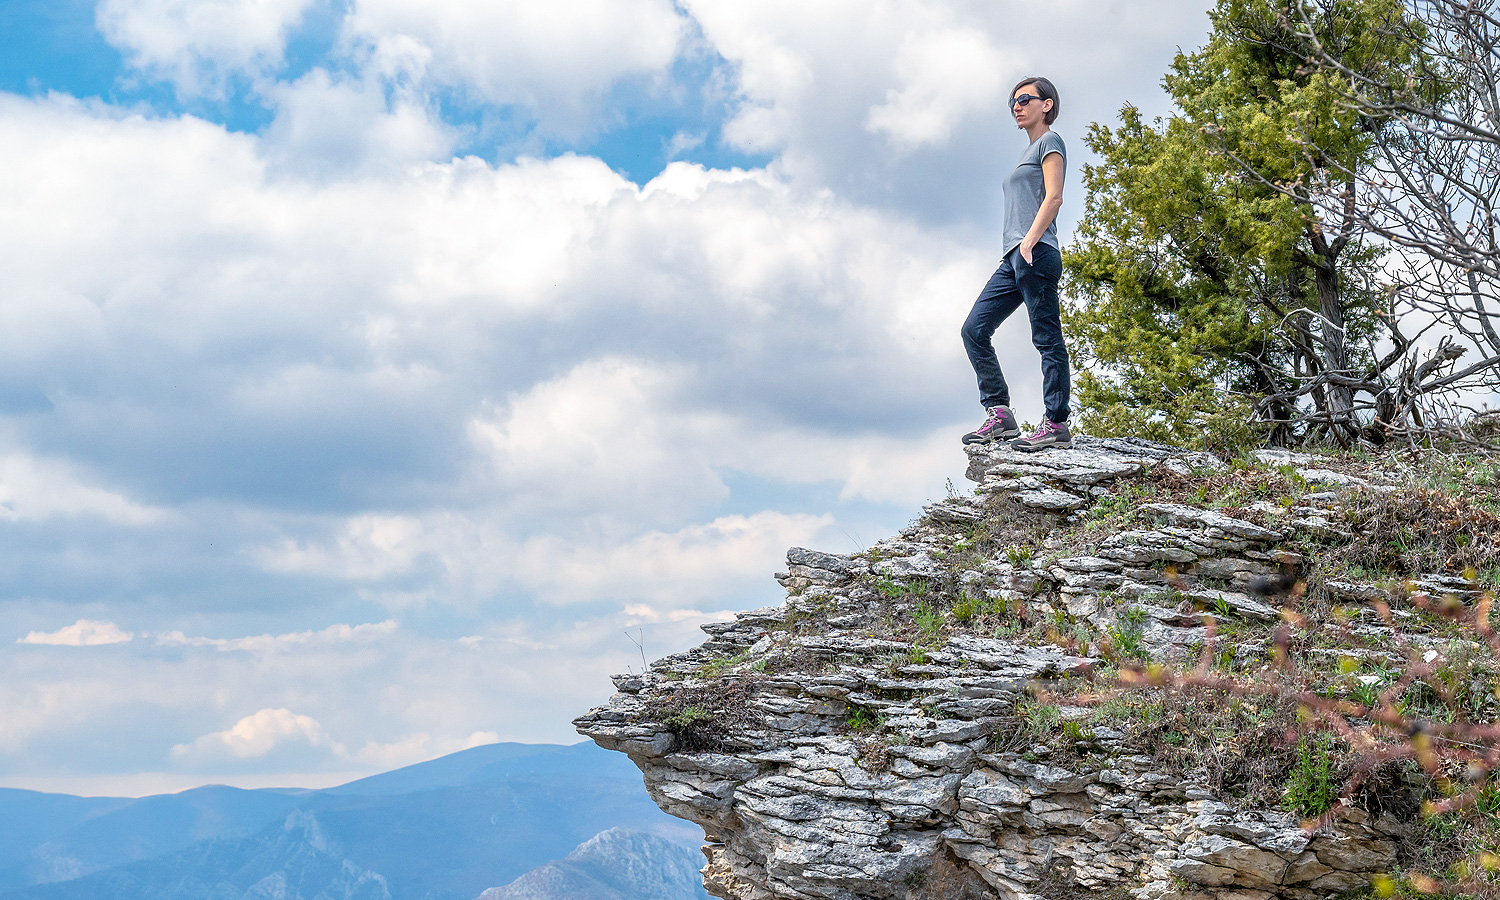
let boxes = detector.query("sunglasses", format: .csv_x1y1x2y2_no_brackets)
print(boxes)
1008,94,1045,110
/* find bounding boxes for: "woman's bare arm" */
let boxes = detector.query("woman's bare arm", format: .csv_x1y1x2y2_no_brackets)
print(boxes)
1019,151,1065,263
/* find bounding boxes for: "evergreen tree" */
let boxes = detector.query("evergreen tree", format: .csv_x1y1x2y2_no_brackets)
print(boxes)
1063,0,1412,448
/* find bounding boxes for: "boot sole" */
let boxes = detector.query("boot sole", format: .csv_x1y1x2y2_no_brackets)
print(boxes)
1013,438,1072,452
962,429,1021,445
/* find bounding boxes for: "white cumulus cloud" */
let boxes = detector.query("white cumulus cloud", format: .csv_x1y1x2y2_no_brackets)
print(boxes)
345,0,689,134
683,0,1214,216
865,28,1009,148
257,516,434,581
18,620,135,647
154,620,398,652
96,0,316,93
0,454,166,525
515,511,833,606
171,707,338,761
261,67,458,178
169,707,498,769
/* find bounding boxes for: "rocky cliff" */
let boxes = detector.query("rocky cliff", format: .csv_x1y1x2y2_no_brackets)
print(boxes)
575,438,1498,900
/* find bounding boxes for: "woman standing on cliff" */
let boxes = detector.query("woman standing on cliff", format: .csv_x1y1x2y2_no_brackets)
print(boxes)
960,77,1072,451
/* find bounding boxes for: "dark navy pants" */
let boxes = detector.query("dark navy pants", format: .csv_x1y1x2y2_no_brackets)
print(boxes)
960,243,1071,423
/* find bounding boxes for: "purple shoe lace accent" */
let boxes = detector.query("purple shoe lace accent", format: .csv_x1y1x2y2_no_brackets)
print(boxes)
1023,420,1062,441
973,411,1006,437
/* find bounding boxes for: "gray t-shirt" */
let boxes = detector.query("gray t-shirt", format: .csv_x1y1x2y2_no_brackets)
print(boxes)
1002,130,1066,257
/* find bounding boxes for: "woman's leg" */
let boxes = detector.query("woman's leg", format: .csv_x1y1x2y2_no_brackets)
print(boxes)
961,256,1026,409
1018,244,1071,423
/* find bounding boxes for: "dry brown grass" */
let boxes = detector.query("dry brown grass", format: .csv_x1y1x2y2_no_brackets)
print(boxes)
1332,486,1500,577
646,678,761,752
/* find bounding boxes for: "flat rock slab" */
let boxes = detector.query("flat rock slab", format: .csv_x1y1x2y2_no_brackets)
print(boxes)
1140,503,1285,543
1298,468,1370,488
943,634,1097,677
787,547,857,574
1181,588,1281,622
1055,556,1122,574
1017,486,1087,511
925,500,985,524
873,552,943,578
964,436,1177,487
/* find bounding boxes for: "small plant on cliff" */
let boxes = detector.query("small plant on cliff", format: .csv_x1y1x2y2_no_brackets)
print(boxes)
992,620,1023,640
1385,780,1500,896
911,601,943,640
698,649,752,678
1087,483,1150,524
952,594,980,622
1106,607,1149,662
648,678,758,752
876,576,928,599
1061,719,1095,745
1283,734,1339,818
846,705,881,732
1348,676,1382,709
665,706,713,730
1020,700,1061,737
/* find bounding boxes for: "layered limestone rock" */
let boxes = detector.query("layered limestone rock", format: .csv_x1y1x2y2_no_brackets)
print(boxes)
575,438,1447,900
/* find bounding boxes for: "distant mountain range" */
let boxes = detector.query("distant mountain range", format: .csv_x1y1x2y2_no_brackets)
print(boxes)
478,829,710,900
0,743,705,900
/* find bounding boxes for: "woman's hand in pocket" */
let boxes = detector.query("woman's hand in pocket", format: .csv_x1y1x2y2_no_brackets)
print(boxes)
1019,236,1037,264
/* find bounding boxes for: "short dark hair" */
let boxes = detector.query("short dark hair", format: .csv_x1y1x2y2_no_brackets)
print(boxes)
1012,76,1059,125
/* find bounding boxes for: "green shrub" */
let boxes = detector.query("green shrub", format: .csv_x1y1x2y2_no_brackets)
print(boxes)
911,601,943,638
1062,719,1095,743
1021,701,1061,736
1351,678,1381,709
665,706,714,729
993,620,1023,640
876,576,930,598
1107,607,1149,661
698,649,752,678
846,706,881,731
1283,735,1339,817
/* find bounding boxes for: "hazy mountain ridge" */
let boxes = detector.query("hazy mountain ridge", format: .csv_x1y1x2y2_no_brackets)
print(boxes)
475,828,710,900
0,743,700,900
0,791,132,873
0,785,309,891
7,811,391,900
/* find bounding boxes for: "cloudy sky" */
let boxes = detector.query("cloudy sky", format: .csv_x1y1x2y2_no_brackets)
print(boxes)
0,0,1213,796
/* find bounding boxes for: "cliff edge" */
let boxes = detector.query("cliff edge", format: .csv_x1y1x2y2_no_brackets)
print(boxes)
575,438,1499,900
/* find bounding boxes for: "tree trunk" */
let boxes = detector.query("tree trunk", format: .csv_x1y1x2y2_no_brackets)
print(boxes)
1308,230,1354,446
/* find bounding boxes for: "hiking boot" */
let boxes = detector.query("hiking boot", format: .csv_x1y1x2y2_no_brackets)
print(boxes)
1014,418,1072,452
962,406,1020,444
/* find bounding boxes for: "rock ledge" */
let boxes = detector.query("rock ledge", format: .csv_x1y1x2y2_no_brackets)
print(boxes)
576,438,1450,900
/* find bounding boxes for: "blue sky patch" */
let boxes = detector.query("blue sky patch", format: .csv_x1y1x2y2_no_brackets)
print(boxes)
1,0,764,184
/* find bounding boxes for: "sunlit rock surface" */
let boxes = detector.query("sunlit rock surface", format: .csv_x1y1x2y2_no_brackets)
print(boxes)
577,438,1430,900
